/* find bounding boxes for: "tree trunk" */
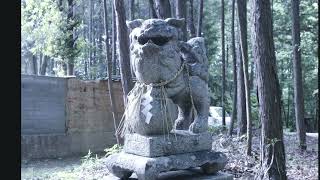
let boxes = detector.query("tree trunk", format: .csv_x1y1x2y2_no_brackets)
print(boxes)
83,0,89,79
176,0,187,41
50,59,55,76
67,62,74,76
252,0,287,178
155,0,172,19
315,95,319,132
197,0,204,37
286,85,291,128
112,4,117,75
236,37,247,136
40,55,48,75
67,0,75,76
129,0,135,20
237,0,252,156
291,0,306,150
221,0,226,128
187,0,196,38
170,0,175,17
39,53,42,74
93,29,97,79
31,54,38,75
98,9,104,78
89,0,93,79
104,0,120,145
228,0,237,136
149,0,158,18
114,0,134,104
62,62,67,76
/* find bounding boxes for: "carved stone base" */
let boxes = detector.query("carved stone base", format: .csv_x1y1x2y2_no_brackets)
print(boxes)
104,150,228,180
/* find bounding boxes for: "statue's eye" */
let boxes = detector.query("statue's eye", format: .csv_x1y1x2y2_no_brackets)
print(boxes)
138,36,170,46
134,35,137,40
151,37,170,46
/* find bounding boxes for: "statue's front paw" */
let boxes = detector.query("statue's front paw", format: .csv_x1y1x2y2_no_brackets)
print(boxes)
174,118,185,130
189,121,206,133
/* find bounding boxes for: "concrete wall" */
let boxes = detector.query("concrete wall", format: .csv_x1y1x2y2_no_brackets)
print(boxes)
21,75,124,159
21,75,67,134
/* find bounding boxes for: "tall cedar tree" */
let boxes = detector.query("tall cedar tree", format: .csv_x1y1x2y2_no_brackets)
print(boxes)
237,0,252,155
155,0,172,19
236,32,247,136
129,0,135,20
252,0,287,178
228,0,237,136
221,0,226,128
149,0,158,18
176,0,187,41
103,0,119,144
112,4,117,75
197,0,204,36
114,0,134,104
187,0,196,38
291,0,307,150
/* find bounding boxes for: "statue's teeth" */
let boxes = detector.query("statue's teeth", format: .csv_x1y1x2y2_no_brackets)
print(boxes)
147,39,153,43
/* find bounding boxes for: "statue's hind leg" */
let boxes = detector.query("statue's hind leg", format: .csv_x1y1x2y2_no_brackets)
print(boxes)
188,77,209,133
174,103,192,130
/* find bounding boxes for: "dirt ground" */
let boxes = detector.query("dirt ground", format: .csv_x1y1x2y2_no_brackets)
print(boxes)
21,156,82,180
21,130,318,180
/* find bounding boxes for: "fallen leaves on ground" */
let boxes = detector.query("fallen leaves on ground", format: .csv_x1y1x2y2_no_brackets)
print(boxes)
212,129,318,180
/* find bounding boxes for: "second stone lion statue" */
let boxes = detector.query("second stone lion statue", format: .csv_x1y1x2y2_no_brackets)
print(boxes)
119,18,209,136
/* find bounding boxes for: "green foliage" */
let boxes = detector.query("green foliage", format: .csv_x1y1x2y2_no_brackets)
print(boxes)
21,0,65,57
22,0,82,75
80,149,99,164
273,0,318,130
204,0,232,113
104,144,122,157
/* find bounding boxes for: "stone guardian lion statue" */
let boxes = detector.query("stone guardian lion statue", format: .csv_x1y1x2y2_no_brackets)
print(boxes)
118,18,209,136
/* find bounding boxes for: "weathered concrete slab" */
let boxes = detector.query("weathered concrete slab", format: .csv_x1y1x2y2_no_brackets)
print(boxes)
124,130,212,157
21,75,67,134
104,150,228,180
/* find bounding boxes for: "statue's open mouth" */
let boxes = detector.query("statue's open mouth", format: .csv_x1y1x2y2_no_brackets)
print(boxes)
138,36,171,46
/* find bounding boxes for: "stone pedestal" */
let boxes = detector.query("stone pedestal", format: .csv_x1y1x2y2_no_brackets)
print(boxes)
105,130,231,180
124,130,212,157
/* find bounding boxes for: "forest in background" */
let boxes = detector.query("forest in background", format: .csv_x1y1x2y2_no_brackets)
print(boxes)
21,0,318,133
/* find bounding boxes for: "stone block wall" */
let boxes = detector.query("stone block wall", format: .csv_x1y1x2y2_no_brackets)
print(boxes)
66,79,123,133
